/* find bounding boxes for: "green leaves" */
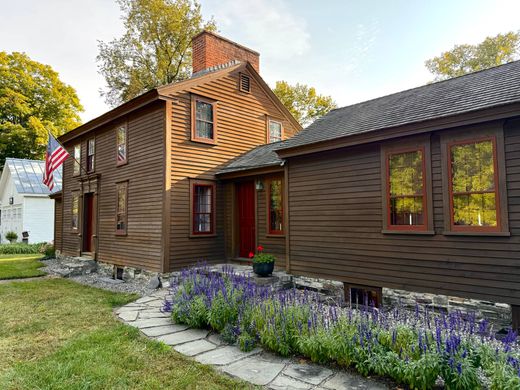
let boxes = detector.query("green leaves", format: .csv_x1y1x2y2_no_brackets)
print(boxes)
425,31,520,81
272,81,337,127
97,0,216,106
0,51,83,168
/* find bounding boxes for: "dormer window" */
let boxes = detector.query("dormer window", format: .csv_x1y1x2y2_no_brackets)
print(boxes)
268,119,282,143
191,95,217,144
239,73,251,93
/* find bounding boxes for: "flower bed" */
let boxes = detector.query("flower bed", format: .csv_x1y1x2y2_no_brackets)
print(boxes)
163,265,520,389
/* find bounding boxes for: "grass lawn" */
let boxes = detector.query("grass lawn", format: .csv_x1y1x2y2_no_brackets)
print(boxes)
0,278,252,389
0,254,46,280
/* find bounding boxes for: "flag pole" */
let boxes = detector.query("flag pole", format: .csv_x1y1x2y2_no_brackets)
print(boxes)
49,130,90,176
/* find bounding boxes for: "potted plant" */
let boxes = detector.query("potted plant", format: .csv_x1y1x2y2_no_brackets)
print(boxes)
5,231,18,244
249,246,276,277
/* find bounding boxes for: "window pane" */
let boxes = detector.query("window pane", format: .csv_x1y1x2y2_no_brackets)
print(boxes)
451,140,494,193
388,150,424,226
194,185,213,233
73,144,81,175
269,121,282,143
116,184,127,232
196,120,214,139
390,196,424,226
117,127,127,162
196,101,213,122
72,195,79,229
269,180,283,232
453,193,497,227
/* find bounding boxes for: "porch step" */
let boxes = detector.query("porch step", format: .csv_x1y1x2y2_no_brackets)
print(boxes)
56,258,97,277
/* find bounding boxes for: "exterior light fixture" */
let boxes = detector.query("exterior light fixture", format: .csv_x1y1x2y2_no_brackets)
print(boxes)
255,180,264,191
9,197,14,205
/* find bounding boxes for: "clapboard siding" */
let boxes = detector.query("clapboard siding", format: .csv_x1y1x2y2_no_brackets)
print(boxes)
53,196,63,252
288,119,520,305
167,69,298,270
60,102,165,271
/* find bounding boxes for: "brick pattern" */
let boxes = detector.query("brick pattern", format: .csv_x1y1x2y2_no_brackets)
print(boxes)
192,31,260,74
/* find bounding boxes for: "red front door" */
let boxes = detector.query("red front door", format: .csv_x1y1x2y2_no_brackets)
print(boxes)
82,193,94,253
236,181,255,258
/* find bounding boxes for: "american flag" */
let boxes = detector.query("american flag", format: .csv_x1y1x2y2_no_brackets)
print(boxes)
43,132,69,191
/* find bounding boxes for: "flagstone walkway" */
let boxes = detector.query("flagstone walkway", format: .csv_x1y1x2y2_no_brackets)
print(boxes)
116,290,390,390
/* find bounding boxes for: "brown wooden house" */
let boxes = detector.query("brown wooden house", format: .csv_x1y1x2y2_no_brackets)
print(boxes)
219,60,520,323
53,31,301,273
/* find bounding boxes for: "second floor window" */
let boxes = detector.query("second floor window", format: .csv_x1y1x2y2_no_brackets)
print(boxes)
387,149,427,230
192,96,216,143
268,178,284,234
117,125,127,164
71,193,79,230
73,144,81,176
87,138,95,172
268,120,282,143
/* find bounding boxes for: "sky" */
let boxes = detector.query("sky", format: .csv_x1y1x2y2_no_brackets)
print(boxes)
1,0,519,123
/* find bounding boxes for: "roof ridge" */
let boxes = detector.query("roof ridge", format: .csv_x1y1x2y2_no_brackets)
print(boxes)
328,59,520,115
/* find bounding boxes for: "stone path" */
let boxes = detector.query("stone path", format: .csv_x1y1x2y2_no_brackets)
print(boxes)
116,290,390,390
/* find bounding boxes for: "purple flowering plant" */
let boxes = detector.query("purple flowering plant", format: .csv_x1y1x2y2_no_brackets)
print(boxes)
164,265,520,389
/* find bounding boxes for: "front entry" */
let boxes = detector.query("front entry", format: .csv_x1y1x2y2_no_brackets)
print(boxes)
82,193,94,253
236,181,255,258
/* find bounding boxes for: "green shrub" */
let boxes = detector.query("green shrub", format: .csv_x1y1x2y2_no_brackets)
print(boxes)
5,231,18,243
0,243,46,255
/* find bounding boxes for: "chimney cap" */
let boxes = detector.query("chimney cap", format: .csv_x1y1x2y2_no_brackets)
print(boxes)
192,30,260,56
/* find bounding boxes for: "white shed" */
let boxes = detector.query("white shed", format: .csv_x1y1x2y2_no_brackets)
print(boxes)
0,158,62,244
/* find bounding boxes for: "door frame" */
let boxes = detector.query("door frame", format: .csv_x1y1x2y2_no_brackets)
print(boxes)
82,192,94,253
78,176,99,259
234,179,257,259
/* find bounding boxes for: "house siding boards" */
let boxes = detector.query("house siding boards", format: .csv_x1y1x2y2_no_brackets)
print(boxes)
287,119,520,305
60,102,165,271
166,69,298,270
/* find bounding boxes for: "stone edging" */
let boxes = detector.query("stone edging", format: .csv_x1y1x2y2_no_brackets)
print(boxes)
115,289,389,390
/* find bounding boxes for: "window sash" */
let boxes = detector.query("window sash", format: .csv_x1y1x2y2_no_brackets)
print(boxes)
386,148,427,230
87,138,95,172
268,120,282,143
71,194,79,230
116,183,128,234
194,100,215,140
73,144,81,176
117,126,127,164
192,184,214,234
448,137,500,231
268,179,284,234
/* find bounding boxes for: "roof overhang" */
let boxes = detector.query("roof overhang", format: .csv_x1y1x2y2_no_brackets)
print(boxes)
49,191,62,199
277,101,520,158
216,164,284,180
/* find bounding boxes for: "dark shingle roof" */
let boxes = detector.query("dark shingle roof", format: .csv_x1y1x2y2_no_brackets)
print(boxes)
217,141,286,174
278,60,520,151
4,158,62,194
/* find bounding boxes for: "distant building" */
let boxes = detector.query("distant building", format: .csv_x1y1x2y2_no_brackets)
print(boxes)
0,158,62,243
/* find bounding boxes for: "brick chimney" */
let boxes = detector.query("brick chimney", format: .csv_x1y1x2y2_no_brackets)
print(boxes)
191,31,260,74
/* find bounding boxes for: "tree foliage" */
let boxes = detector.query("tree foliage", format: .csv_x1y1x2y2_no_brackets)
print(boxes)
97,0,216,106
425,31,520,81
0,52,83,169
272,81,337,127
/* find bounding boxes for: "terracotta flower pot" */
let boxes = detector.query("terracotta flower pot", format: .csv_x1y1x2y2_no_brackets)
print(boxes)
253,261,274,277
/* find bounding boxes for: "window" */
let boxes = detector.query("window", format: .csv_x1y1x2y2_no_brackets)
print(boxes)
71,193,79,230
116,182,128,235
191,182,215,235
191,96,216,143
117,125,127,164
87,138,95,172
239,73,251,93
387,148,427,230
73,144,81,176
268,178,284,234
268,119,282,143
346,284,382,308
448,138,499,231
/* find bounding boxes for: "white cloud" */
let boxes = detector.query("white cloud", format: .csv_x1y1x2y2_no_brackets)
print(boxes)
202,0,311,60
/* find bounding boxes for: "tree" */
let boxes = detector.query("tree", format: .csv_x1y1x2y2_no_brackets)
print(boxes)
97,0,216,106
425,31,520,81
0,52,83,169
272,81,337,127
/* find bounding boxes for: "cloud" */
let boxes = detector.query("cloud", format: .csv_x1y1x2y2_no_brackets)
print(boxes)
341,19,380,75
202,0,311,60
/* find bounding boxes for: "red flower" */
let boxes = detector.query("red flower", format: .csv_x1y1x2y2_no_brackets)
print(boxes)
248,252,254,259
257,245,264,251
